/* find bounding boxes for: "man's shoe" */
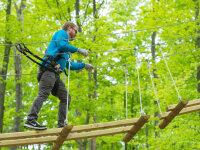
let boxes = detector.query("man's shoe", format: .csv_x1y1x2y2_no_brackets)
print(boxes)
24,120,47,130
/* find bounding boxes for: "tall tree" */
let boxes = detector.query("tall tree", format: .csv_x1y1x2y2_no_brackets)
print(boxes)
0,0,12,133
76,0,82,32
151,0,159,138
14,0,26,133
194,0,200,94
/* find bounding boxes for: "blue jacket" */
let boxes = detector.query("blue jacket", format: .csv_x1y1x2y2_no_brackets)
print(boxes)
42,30,85,71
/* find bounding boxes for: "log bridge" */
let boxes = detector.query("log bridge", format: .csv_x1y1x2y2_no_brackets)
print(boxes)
0,115,150,150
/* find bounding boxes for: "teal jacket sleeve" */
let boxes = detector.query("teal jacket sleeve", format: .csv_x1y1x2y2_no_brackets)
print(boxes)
66,62,85,70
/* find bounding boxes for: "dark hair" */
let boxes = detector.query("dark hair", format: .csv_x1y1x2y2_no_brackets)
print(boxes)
62,22,78,31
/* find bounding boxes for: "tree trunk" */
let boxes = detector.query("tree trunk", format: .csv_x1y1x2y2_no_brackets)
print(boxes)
83,63,92,150
75,61,84,150
75,0,82,32
0,0,12,134
193,0,200,119
14,47,22,133
74,1,85,149
151,31,159,137
194,0,200,94
9,48,23,150
67,0,71,22
14,0,25,133
89,1,98,149
83,110,90,150
90,55,97,150
131,93,134,118
9,1,25,150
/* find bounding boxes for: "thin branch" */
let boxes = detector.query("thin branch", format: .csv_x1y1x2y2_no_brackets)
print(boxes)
82,0,91,25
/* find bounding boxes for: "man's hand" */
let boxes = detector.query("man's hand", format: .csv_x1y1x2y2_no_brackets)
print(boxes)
77,48,89,56
85,63,94,71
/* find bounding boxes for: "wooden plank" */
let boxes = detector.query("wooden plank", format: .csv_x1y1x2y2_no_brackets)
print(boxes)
166,99,200,111
66,126,132,141
159,104,200,119
73,118,138,132
0,136,56,147
159,100,188,129
123,115,150,143
0,127,132,147
0,118,138,141
51,125,73,150
0,128,62,141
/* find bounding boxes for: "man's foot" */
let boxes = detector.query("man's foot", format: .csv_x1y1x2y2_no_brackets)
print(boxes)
24,120,47,130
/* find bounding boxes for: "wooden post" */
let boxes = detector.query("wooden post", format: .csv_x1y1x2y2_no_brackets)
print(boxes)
51,125,73,150
123,115,150,143
159,100,188,129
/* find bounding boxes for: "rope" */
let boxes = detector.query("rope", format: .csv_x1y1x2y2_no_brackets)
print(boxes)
0,35,199,60
0,34,199,56
146,60,162,113
66,53,71,124
135,51,145,116
0,19,199,46
159,48,182,101
1,47,200,77
125,64,128,119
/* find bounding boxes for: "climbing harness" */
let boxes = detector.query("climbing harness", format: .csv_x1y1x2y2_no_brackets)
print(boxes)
15,43,62,74
15,43,68,75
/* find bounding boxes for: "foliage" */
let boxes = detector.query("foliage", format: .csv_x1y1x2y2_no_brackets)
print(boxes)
1,0,200,149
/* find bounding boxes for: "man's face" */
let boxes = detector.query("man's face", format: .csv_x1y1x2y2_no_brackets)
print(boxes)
68,27,78,41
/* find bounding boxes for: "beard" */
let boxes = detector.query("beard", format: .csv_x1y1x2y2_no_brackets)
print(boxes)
69,33,74,41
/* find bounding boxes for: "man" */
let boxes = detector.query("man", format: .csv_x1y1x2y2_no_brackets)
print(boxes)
24,22,94,130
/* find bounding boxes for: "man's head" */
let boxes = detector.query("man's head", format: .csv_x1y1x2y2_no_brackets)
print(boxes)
62,22,78,41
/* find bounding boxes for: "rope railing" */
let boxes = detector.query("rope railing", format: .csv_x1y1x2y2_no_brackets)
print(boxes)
0,19,199,46
0,34,198,57
0,47,200,77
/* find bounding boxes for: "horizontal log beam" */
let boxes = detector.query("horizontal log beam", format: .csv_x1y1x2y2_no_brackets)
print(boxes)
0,136,56,147
0,118,138,141
159,104,200,119
123,115,150,143
0,126,132,147
159,100,188,129
66,126,132,141
166,99,200,111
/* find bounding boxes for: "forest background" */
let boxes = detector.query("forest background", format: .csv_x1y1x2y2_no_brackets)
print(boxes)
1,0,200,149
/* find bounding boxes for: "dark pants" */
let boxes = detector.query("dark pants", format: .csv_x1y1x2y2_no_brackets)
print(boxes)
27,70,71,127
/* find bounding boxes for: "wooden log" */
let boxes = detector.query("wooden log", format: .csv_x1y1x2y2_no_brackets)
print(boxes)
123,115,150,143
66,126,132,141
159,100,188,129
159,104,200,119
0,136,56,147
51,125,73,150
166,99,200,111
0,126,132,147
0,118,139,141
